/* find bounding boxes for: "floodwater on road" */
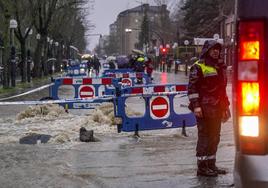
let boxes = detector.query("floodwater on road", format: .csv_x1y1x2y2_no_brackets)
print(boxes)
0,71,235,188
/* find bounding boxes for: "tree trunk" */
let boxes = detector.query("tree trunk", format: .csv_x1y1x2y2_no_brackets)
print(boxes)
33,40,42,78
43,39,48,76
20,41,26,82
3,19,10,88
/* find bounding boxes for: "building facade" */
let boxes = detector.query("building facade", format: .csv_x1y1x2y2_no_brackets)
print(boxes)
113,4,170,55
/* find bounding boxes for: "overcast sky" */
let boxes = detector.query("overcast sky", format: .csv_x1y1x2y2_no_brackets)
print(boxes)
86,0,144,50
86,0,177,50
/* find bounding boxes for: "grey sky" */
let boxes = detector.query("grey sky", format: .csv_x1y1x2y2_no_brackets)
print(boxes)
87,0,178,50
87,0,146,50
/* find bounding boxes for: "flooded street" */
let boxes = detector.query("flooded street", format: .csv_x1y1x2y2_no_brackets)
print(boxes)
0,71,235,188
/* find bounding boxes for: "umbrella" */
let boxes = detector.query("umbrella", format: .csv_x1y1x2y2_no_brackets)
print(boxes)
106,56,116,61
132,49,144,55
116,55,129,68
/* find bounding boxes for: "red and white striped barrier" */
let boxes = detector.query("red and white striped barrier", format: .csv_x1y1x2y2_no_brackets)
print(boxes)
62,77,113,85
122,84,188,95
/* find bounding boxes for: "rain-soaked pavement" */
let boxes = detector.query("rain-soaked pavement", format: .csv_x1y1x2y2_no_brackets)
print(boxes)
0,69,234,188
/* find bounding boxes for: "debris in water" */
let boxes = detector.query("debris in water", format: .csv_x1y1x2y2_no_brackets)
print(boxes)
19,133,51,145
79,127,98,142
49,133,71,144
16,104,66,120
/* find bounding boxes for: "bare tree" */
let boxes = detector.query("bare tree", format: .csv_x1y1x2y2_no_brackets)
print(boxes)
28,0,88,77
13,0,34,82
0,1,14,87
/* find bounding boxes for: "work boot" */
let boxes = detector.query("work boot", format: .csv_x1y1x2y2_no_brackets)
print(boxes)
197,160,218,177
208,159,227,175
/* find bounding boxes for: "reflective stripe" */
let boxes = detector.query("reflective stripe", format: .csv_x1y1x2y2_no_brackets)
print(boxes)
195,61,218,77
188,93,199,99
207,155,216,160
197,156,207,160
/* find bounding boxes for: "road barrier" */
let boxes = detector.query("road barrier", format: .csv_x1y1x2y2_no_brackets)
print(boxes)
66,62,87,77
103,69,151,86
119,83,188,95
0,78,196,134
113,83,196,133
49,77,117,100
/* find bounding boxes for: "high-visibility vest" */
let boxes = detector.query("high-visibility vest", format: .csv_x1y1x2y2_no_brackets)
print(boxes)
137,57,145,62
195,61,218,77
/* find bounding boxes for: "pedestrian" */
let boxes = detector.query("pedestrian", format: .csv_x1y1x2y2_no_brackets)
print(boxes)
144,57,153,80
128,54,136,70
17,60,23,79
87,58,93,75
92,55,101,76
108,60,116,69
188,40,231,177
166,56,173,73
132,55,145,84
133,55,145,72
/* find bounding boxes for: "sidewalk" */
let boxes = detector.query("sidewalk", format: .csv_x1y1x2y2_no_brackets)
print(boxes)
0,75,56,99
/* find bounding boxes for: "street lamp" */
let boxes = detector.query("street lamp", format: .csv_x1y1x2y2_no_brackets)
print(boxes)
124,28,133,54
125,28,132,33
9,19,17,87
36,33,41,40
9,19,17,46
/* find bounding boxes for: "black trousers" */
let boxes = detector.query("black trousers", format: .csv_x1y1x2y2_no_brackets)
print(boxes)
196,117,222,158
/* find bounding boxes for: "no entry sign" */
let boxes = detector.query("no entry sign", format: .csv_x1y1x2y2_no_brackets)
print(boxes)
150,96,170,119
122,78,132,86
79,85,95,99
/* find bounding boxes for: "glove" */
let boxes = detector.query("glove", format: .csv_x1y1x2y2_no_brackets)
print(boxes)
222,108,231,123
194,107,203,118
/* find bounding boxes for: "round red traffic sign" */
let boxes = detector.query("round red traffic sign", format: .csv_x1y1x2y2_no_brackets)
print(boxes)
150,96,169,119
122,78,132,86
79,86,94,99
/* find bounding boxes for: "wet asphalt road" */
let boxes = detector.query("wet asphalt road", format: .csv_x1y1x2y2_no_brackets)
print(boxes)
0,70,235,188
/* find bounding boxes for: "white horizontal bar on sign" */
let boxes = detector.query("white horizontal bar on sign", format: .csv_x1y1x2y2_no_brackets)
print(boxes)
152,104,168,110
80,92,93,96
